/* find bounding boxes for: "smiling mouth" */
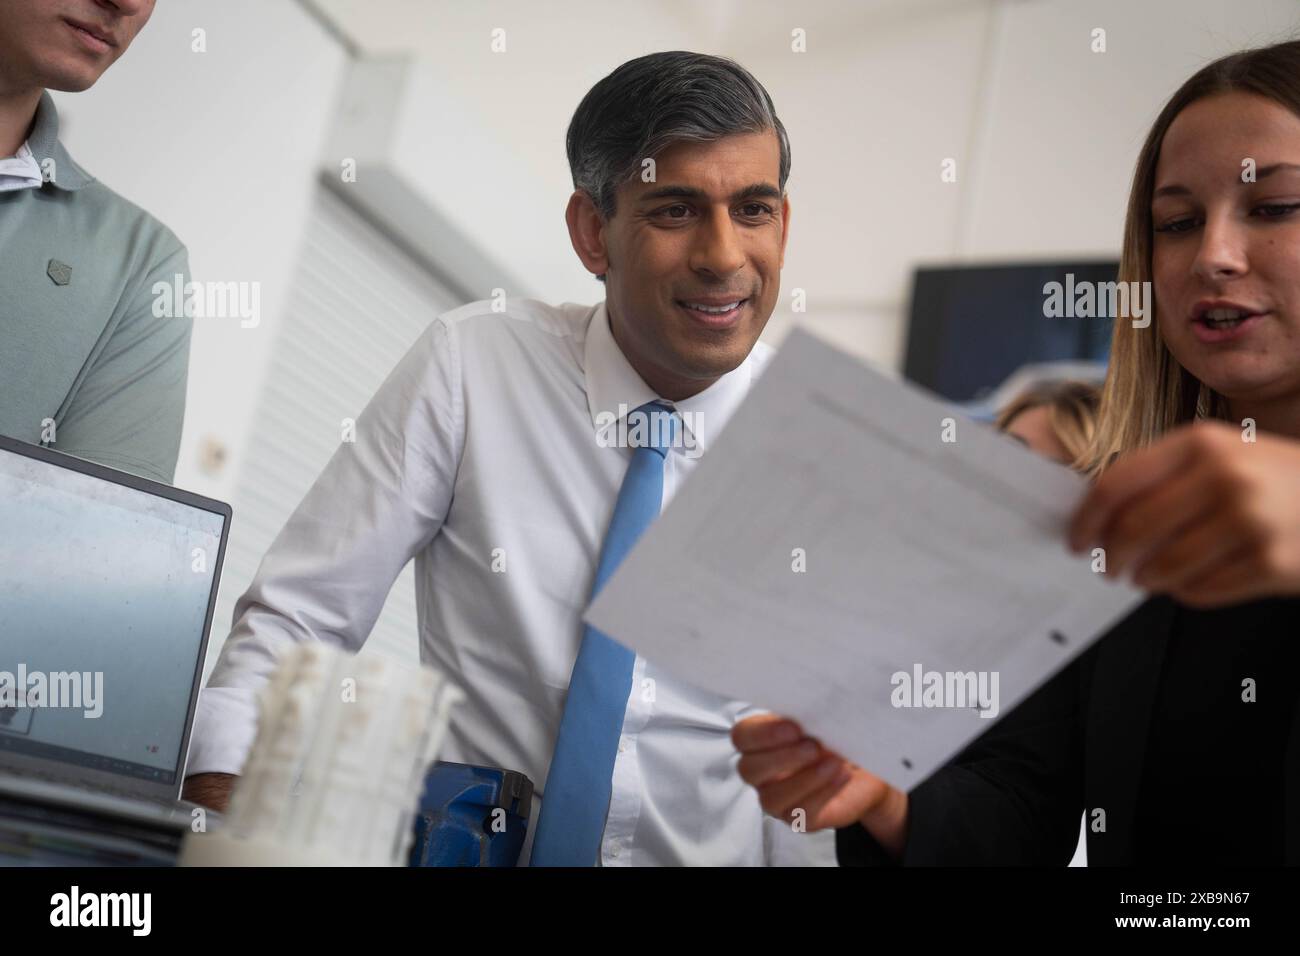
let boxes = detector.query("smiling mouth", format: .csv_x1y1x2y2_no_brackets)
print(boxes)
1198,307,1258,330
677,297,749,317
675,298,750,329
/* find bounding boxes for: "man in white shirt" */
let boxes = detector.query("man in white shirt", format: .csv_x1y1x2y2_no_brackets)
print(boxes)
184,51,834,865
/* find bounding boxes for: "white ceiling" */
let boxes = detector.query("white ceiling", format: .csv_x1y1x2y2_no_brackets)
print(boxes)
311,0,984,58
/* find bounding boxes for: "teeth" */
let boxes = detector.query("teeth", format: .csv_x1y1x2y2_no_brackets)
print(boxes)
1204,308,1247,321
684,301,741,313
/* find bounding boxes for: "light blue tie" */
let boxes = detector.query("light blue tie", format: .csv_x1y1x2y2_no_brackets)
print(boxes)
530,401,677,866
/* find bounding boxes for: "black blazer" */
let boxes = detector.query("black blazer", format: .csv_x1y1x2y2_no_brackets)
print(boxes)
837,597,1300,865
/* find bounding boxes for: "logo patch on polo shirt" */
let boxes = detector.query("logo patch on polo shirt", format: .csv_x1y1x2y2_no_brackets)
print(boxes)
47,259,72,286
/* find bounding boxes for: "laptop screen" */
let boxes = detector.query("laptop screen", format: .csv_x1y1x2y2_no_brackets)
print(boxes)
0,439,229,792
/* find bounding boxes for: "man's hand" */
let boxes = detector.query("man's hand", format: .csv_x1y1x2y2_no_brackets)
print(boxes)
731,715,909,858
1069,422,1300,607
182,772,237,813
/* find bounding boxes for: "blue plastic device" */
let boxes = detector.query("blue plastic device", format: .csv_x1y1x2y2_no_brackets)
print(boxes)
408,761,534,867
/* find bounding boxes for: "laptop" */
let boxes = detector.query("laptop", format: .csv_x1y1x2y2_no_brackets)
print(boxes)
0,434,231,838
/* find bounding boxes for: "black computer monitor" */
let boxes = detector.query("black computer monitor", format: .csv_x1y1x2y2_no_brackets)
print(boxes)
903,260,1119,403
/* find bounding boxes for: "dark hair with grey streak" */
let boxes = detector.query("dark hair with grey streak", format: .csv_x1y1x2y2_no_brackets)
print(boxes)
567,50,791,224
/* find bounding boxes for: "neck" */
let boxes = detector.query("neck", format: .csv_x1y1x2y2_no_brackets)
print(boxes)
0,83,43,158
1226,395,1300,441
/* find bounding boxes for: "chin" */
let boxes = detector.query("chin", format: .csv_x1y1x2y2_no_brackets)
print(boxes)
42,71,104,93
677,345,749,382
38,55,109,93
1197,366,1299,404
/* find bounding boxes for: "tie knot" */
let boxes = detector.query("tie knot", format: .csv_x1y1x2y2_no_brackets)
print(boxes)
629,401,677,457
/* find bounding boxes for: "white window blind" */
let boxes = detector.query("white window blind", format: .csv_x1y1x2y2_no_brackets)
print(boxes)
206,185,464,675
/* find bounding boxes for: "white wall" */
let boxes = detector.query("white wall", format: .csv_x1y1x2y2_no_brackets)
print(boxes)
750,0,1000,371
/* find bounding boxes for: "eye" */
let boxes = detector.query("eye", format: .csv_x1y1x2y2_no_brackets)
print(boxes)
1153,215,1199,234
738,202,773,218
1252,202,1300,219
657,203,692,219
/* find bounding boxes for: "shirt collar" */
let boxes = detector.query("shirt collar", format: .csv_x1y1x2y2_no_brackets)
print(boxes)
23,91,94,192
0,141,43,192
583,300,757,455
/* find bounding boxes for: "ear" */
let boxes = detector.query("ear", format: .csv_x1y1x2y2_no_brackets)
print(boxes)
778,194,791,270
566,190,610,278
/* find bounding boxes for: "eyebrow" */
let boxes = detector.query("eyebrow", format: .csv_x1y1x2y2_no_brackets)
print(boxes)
636,182,783,204
1153,162,1300,199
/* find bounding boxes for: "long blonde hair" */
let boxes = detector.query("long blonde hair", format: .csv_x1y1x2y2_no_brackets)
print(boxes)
996,380,1101,468
1086,39,1300,474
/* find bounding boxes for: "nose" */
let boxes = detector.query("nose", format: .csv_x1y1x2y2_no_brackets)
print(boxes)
689,209,747,279
1191,211,1250,282
98,0,150,18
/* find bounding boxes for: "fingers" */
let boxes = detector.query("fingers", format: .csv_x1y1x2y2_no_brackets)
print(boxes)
786,772,858,830
731,714,803,752
755,753,852,819
732,715,864,824
797,766,891,830
1170,543,1270,608
1069,427,1205,552
1132,510,1252,594
732,713,891,831
733,715,824,794
737,738,822,787
1098,464,1220,577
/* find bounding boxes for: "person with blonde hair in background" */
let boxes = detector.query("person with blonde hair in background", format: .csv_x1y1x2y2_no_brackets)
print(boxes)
997,380,1101,467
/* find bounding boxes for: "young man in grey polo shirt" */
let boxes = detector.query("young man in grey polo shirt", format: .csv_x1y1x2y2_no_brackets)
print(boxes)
0,0,191,483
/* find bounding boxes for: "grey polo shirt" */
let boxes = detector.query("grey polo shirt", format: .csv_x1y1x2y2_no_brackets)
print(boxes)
1,91,192,483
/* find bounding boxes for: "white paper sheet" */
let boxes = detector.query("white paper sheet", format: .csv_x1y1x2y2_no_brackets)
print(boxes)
585,328,1144,791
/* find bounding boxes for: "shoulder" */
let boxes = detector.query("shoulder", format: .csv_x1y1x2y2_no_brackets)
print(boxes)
435,297,592,338
400,298,593,384
72,179,188,266
432,297,594,363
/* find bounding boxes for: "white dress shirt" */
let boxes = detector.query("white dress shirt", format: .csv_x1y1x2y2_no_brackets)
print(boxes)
189,298,835,866
0,141,44,192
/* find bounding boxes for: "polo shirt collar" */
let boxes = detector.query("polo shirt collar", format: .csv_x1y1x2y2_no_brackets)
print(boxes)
583,300,756,455
25,91,94,192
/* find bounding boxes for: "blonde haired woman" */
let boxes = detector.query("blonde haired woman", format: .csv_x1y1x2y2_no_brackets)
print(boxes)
997,380,1100,466
733,40,1300,865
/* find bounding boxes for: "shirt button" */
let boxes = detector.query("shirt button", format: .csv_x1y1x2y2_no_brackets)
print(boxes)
618,738,628,754
610,846,621,859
